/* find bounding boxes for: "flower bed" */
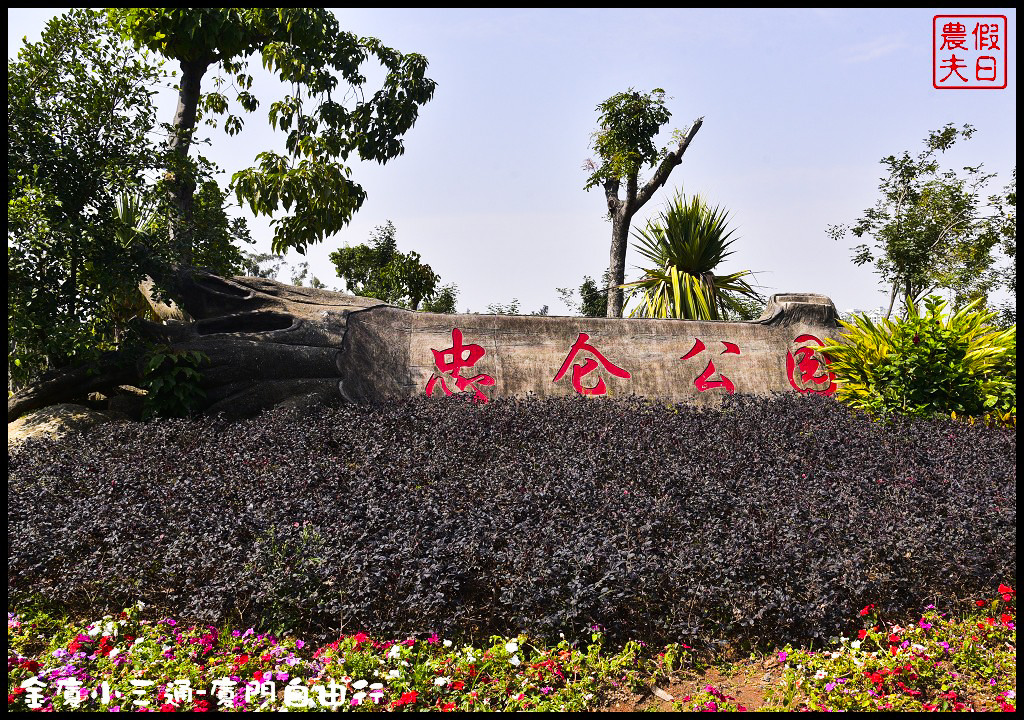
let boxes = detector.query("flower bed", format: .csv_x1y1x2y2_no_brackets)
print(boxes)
6,588,1015,711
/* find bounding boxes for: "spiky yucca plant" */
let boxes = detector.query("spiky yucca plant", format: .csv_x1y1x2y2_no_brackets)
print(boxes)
622,191,762,320
821,295,1015,421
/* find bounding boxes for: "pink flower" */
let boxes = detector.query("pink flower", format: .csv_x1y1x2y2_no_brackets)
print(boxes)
778,651,788,662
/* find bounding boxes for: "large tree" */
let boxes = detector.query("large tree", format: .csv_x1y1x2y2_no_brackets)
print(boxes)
830,123,1007,318
584,88,703,317
109,8,437,259
329,221,457,312
8,10,164,387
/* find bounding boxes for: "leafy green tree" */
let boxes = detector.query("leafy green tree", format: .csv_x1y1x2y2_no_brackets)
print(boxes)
829,124,1007,318
421,284,458,314
557,272,610,317
622,191,762,320
289,262,327,289
329,221,455,311
8,9,164,388
584,88,703,317
988,169,1016,326
149,180,254,277
486,300,549,315
239,250,287,279
109,8,437,258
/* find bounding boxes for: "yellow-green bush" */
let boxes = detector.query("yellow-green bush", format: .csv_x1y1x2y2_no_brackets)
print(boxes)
822,296,1015,422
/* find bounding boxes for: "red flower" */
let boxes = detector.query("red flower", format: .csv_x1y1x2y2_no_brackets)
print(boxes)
235,654,249,666
400,691,418,705
999,584,1015,602
859,604,875,617
858,629,868,640
20,660,39,673
1001,614,1013,625
888,634,901,643
440,702,455,712
976,600,987,607
352,633,369,645
452,681,464,691
159,703,176,712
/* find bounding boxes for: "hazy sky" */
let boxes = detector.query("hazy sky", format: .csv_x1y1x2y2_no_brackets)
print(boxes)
8,8,1017,315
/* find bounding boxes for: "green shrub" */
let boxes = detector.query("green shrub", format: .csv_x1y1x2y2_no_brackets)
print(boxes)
822,296,1015,421
139,346,208,420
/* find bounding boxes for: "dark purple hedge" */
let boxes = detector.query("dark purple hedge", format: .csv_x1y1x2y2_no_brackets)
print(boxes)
7,394,1016,649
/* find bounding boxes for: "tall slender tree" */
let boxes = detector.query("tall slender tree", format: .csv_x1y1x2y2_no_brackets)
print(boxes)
829,123,1007,318
584,88,703,317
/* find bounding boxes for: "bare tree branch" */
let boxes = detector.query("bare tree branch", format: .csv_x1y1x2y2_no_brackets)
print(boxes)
635,116,704,209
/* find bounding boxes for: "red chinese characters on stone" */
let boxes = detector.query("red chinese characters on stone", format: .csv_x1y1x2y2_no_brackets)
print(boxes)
426,328,495,402
553,332,631,396
786,334,836,395
681,338,741,394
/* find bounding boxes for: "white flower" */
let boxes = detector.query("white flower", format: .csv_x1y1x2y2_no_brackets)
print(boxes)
388,645,402,659
133,637,145,646
850,640,862,650
352,679,368,690
505,641,519,653
388,670,401,679
137,601,146,611
87,626,100,637
465,652,476,663
109,647,121,659
443,639,452,648
814,670,826,680
401,660,409,667
369,683,383,690
434,677,449,686
509,655,521,666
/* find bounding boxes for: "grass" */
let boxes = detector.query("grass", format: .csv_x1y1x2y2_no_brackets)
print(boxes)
7,587,1015,711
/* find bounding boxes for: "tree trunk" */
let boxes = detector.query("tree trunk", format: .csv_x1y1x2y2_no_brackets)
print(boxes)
167,59,210,265
606,214,631,318
8,269,386,422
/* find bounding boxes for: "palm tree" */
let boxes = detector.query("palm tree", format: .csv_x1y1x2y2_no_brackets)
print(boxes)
622,190,763,320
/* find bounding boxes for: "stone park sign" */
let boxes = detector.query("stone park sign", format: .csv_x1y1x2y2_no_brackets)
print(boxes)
7,271,843,421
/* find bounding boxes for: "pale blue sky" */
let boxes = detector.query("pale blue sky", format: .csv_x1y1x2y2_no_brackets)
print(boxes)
8,8,1017,315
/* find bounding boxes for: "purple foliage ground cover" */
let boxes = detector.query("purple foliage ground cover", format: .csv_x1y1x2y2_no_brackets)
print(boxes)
7,393,1016,650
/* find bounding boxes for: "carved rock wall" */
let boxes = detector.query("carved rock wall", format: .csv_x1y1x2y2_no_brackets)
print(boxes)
337,293,842,406
7,269,844,421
